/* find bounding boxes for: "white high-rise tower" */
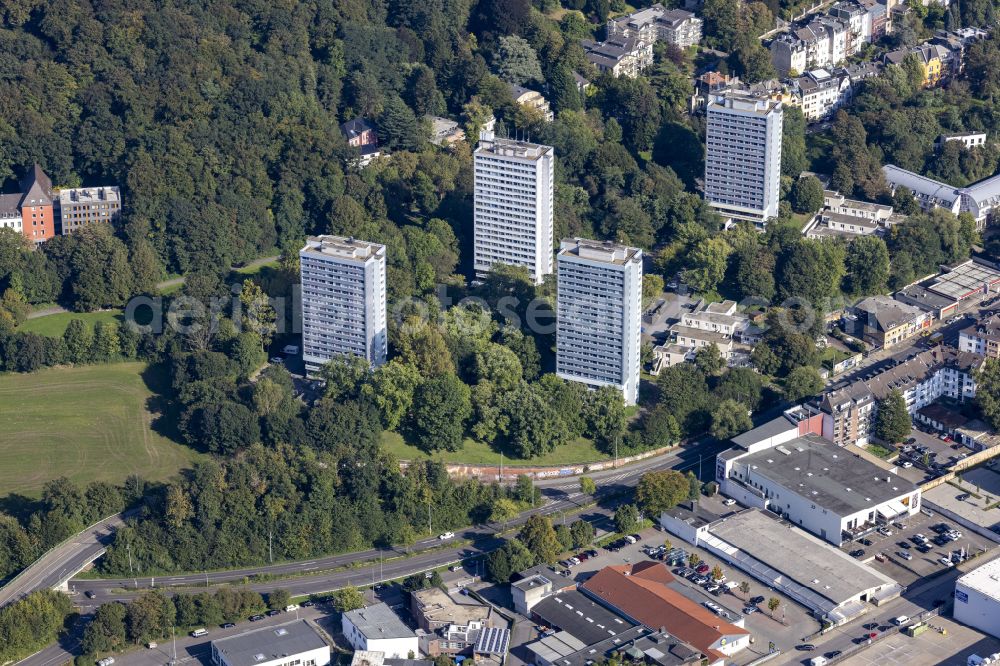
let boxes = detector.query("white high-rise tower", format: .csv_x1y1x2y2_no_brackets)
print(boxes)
556,238,642,406
473,127,554,284
299,235,387,374
704,93,783,227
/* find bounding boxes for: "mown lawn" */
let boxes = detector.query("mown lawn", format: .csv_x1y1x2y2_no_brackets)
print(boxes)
380,431,608,467
19,310,124,337
0,362,204,497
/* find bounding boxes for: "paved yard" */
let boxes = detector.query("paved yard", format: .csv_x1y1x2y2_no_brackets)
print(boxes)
926,482,1000,532
839,613,1000,666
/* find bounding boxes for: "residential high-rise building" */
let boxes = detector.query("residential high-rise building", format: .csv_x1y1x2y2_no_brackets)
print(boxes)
556,238,642,405
704,94,783,227
473,128,554,284
299,235,387,374
58,186,121,235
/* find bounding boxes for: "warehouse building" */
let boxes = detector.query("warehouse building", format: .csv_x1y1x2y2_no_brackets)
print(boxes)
954,558,1000,639
662,509,901,625
210,620,330,666
717,433,921,545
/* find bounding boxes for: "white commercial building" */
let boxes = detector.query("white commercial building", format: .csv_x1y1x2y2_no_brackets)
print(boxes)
474,128,554,284
661,508,901,625
954,558,1000,638
299,235,388,374
211,620,330,666
883,164,1000,230
717,433,921,545
342,603,419,658
704,94,783,226
556,238,642,406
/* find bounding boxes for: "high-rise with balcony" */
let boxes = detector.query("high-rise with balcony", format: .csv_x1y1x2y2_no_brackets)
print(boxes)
704,94,783,227
299,235,387,374
473,128,554,284
556,238,642,405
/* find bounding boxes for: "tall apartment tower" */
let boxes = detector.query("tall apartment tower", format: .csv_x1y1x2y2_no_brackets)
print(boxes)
299,235,388,374
704,94,783,227
556,238,642,406
473,127,554,284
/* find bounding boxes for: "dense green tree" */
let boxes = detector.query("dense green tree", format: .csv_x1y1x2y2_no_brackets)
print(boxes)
493,36,543,86
83,602,127,653
332,587,366,613
655,364,711,435
874,389,911,444
683,237,732,294
783,366,825,401
710,399,753,440
790,176,825,214
409,375,472,452
976,358,1000,430
694,345,726,376
636,470,689,517
845,236,891,296
570,519,595,548
485,538,534,583
614,503,640,534
362,360,422,429
518,515,561,564
781,106,808,178
267,589,291,610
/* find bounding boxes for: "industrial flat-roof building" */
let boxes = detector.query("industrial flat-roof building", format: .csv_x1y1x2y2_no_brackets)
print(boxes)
669,509,902,625
954,558,1000,639
342,603,419,659
717,433,921,545
210,620,330,666
511,565,574,615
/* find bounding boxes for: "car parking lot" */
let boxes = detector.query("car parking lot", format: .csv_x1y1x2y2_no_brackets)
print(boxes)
840,509,995,583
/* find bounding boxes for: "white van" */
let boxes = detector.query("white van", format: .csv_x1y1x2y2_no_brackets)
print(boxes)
285,604,300,612
809,658,828,666
190,628,208,637
624,535,637,544
892,615,909,626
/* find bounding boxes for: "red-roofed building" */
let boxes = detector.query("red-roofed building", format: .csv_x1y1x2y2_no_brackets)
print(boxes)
580,563,751,665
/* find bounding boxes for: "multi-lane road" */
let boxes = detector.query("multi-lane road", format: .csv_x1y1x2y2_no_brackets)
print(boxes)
12,437,733,665
0,513,125,609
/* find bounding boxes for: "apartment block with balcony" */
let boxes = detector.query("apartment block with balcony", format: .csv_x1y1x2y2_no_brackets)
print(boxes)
58,186,121,235
556,238,642,406
299,235,388,374
473,129,554,285
606,4,703,49
959,315,1000,358
704,94,783,226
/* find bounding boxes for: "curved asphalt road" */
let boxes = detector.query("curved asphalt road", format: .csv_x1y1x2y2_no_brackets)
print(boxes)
13,438,731,665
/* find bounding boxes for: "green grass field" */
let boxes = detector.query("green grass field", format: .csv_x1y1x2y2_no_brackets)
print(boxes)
380,431,607,466
19,310,124,337
0,362,204,497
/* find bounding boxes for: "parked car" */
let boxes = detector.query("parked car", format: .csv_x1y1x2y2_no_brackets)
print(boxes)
722,498,736,506
743,605,758,614
301,600,314,607
901,461,913,468
694,575,709,585
897,541,911,549
916,544,932,553
705,584,720,593
860,538,873,546
938,558,955,567
221,622,235,629
750,596,765,605
439,532,455,540
696,563,710,574
266,609,281,616
796,644,816,651
898,551,913,561
957,493,971,501
285,604,299,612
877,527,893,536
892,616,909,626
249,614,265,622
849,549,865,558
